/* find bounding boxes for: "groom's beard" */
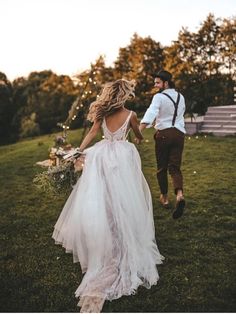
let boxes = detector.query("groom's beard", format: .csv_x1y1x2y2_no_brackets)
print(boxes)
158,88,165,93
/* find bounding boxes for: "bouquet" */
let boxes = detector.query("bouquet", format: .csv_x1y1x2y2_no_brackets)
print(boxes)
34,136,85,196
33,160,80,196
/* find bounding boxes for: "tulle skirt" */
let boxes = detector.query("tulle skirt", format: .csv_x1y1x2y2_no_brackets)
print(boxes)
52,139,164,311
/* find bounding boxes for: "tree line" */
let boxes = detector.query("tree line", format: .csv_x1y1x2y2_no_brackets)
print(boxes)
0,14,235,145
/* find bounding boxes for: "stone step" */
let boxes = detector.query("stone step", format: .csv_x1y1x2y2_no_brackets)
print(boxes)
205,112,236,116
203,120,236,125
201,125,236,133
201,125,221,129
207,109,236,114
207,105,236,112
203,116,236,121
199,129,236,136
224,125,236,130
193,105,236,136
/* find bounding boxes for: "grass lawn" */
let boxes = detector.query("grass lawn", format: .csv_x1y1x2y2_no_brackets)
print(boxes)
0,129,236,312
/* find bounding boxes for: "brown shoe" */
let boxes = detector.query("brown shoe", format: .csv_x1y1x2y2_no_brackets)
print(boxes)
160,194,169,209
173,196,185,219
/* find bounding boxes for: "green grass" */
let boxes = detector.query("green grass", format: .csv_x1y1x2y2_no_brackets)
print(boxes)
0,130,236,312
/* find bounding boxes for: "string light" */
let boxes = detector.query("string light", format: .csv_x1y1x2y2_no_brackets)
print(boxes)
57,60,100,139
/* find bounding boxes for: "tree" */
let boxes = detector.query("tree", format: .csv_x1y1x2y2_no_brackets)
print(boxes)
218,17,236,78
66,55,114,131
0,72,13,144
164,15,235,114
11,71,77,139
20,112,40,138
114,33,164,111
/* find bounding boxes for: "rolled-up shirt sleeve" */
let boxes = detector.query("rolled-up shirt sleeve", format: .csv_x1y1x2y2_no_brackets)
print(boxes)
140,94,161,128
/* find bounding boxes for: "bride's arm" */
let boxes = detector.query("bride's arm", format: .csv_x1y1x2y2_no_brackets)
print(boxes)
79,120,102,151
130,112,144,143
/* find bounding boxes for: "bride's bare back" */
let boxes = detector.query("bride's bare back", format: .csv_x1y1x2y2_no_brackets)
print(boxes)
105,108,143,141
105,108,131,133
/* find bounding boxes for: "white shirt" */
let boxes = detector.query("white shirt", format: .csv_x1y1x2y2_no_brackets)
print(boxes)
141,88,186,134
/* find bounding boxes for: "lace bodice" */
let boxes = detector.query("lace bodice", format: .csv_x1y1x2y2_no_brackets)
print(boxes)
102,111,132,141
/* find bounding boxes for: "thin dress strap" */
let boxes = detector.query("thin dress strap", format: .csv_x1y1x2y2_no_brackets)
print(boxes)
124,111,133,139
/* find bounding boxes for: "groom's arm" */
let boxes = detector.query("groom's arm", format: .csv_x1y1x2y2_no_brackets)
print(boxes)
139,94,161,131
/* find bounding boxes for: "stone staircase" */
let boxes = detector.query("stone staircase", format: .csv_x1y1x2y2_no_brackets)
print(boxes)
200,105,236,136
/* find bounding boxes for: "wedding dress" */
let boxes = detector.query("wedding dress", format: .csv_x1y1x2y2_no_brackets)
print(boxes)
52,111,164,312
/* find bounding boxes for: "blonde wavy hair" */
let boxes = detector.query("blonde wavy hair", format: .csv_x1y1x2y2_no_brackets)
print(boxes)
87,79,136,122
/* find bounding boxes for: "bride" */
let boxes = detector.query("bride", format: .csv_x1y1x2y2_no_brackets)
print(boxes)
52,79,164,312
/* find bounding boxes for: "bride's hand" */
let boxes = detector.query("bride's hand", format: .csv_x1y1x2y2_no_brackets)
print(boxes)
134,138,142,144
74,155,85,172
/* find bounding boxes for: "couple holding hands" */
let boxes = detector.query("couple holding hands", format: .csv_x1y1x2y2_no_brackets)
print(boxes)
52,70,186,312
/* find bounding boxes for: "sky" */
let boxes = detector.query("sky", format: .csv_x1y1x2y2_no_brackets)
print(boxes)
0,0,235,81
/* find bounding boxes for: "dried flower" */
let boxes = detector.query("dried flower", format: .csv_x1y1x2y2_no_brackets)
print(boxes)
33,161,81,196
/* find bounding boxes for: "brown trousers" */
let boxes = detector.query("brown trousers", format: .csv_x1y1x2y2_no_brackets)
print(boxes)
154,127,185,195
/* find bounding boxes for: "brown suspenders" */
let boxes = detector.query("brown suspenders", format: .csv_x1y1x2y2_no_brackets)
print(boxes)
162,92,180,127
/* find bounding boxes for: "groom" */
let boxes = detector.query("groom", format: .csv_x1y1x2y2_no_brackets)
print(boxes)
139,70,186,219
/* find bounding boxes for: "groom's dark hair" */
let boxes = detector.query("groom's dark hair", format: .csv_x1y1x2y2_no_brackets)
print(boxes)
156,70,175,88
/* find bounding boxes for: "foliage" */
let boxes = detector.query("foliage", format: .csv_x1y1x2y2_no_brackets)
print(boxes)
11,71,77,141
114,33,164,111
164,14,235,114
20,112,40,138
59,56,111,133
33,134,82,197
33,161,80,197
0,72,14,144
216,17,236,77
